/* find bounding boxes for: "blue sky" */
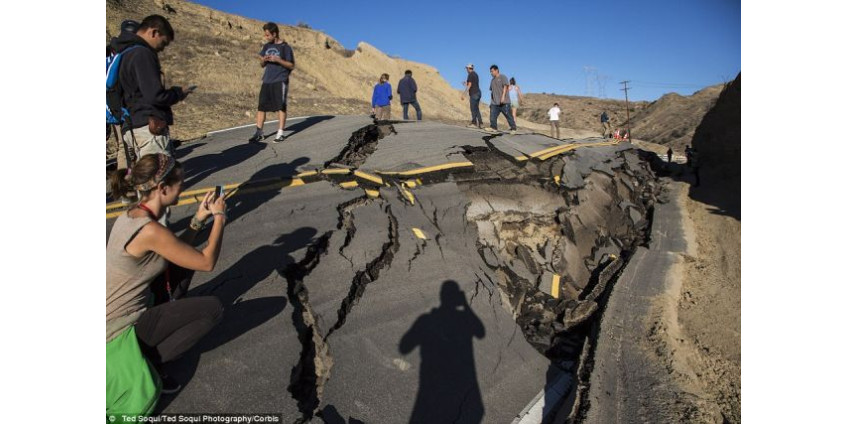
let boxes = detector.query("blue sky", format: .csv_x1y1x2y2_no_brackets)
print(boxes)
194,0,740,101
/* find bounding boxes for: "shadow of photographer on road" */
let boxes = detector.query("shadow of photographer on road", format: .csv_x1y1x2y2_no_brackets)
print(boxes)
399,280,486,424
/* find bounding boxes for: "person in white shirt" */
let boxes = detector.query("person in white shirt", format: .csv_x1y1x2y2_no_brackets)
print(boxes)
547,103,561,139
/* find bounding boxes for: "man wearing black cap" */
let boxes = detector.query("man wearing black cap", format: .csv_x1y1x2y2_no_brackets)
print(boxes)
112,15,194,158
461,64,482,129
109,19,140,56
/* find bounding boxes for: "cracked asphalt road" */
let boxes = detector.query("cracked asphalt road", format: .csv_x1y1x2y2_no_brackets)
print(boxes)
106,116,660,423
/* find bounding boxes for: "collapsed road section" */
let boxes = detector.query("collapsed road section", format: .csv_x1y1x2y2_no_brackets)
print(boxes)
280,128,661,422
137,119,663,423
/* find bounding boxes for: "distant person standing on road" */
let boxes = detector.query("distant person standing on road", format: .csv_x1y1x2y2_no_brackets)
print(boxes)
601,111,611,138
689,147,701,187
487,65,517,134
372,73,393,120
461,64,483,128
397,70,422,120
667,147,673,163
547,103,561,139
248,22,296,144
114,15,194,159
508,77,523,124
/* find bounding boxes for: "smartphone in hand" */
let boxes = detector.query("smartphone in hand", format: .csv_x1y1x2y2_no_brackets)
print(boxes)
214,185,224,200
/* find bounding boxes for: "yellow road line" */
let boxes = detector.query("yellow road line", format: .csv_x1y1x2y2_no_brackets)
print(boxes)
297,170,320,178
107,179,276,211
551,274,561,299
412,228,427,239
364,188,381,198
376,161,474,176
107,178,306,219
513,140,621,162
353,170,384,185
322,168,351,175
399,185,415,205
536,145,580,161
107,140,621,218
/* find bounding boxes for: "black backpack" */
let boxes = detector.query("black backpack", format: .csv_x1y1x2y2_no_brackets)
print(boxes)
106,45,140,125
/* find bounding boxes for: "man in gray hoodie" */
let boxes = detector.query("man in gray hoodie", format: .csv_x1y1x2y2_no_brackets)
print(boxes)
397,70,422,120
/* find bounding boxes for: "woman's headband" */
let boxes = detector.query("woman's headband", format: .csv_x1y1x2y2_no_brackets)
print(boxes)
134,154,176,191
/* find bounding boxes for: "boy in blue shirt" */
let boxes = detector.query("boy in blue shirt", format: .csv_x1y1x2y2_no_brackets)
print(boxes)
371,73,392,120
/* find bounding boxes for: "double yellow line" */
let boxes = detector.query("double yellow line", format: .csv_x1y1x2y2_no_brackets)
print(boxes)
105,177,307,219
514,140,621,162
106,140,621,219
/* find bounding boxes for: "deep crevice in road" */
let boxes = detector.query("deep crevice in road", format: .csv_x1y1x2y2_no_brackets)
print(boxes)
335,195,369,264
324,122,397,168
283,232,334,422
454,145,659,376
325,203,400,339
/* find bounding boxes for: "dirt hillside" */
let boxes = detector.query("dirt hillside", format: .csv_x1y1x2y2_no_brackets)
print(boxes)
519,83,725,152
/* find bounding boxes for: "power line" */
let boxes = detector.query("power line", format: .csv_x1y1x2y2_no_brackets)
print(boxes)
629,80,707,88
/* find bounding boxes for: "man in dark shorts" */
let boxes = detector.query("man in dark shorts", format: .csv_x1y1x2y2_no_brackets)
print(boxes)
249,22,295,143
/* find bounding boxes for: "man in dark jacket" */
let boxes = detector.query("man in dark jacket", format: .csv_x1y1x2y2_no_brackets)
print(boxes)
397,70,422,120
108,19,140,173
114,15,193,158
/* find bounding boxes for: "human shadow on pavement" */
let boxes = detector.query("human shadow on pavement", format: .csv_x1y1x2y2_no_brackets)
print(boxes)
255,115,335,140
181,142,268,188
173,141,207,160
224,157,310,224
168,157,310,233
318,404,365,424
399,280,486,424
155,227,318,412
284,115,334,137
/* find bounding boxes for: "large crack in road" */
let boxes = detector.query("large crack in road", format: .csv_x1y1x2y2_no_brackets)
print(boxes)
326,203,400,338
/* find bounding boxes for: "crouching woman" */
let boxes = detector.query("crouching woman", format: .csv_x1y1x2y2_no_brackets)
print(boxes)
106,153,227,419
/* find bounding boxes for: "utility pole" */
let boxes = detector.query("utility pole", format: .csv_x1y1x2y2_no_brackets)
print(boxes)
620,80,631,140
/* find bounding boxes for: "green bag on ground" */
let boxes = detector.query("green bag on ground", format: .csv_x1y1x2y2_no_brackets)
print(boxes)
106,326,161,423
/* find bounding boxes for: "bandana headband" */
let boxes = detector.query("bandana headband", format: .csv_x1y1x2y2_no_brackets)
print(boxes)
134,154,175,191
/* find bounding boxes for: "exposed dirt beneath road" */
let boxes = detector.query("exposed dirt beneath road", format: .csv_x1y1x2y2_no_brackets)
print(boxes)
639,180,740,423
